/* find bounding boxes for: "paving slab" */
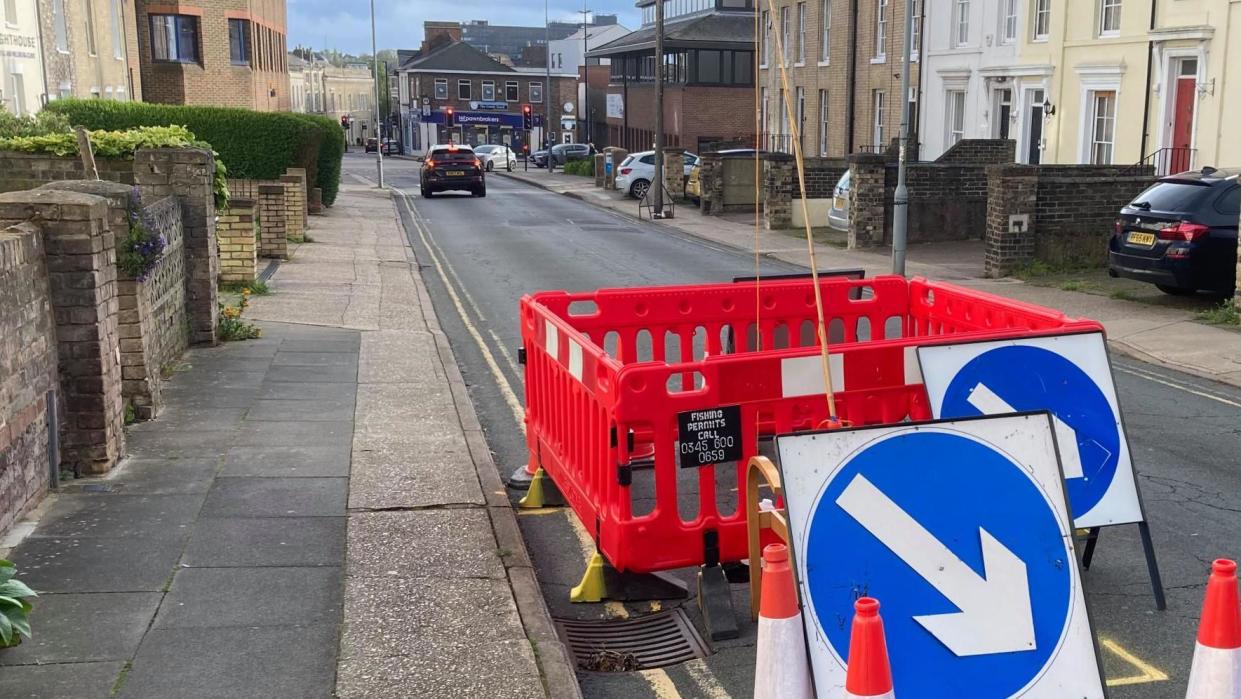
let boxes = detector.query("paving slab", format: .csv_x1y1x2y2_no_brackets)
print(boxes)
0,661,125,699
256,381,356,402
182,516,345,568
30,494,204,539
9,535,187,593
278,339,363,353
123,429,234,458
265,363,358,383
98,457,220,495
117,625,338,699
233,419,355,447
245,398,356,422
221,444,352,477
347,444,483,509
271,351,361,367
126,407,248,432
335,639,546,699
201,477,347,518
154,567,342,629
0,593,161,666
346,510,504,580
155,386,262,409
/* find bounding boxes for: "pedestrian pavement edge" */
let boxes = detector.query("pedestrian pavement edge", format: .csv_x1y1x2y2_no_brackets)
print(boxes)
396,188,584,699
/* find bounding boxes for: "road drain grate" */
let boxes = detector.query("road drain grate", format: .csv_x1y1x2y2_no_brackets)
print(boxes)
555,608,710,671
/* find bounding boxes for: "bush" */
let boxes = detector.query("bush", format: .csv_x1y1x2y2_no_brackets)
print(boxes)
45,99,341,206
563,159,595,177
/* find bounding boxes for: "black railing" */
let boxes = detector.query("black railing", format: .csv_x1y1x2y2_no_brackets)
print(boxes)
1127,147,1196,177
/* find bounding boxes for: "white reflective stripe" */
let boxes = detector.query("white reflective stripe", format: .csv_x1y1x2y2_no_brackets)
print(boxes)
754,615,814,699
568,339,583,381
780,354,846,398
845,692,895,699
545,320,559,360
1186,642,1241,699
903,345,922,385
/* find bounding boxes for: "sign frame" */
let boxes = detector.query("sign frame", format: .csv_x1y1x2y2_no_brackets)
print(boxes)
776,412,1110,699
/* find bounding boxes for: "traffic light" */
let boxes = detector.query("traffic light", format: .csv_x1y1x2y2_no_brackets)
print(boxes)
445,107,455,127
522,104,533,130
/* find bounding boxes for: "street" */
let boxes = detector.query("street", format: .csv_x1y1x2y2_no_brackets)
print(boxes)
359,152,1241,698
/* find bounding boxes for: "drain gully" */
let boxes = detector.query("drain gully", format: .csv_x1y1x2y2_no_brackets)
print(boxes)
555,607,710,671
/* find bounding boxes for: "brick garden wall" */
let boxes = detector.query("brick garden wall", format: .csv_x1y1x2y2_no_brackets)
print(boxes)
0,152,136,194
217,199,258,283
0,223,57,536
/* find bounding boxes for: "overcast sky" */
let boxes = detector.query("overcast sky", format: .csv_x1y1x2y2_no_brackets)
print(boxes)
287,0,641,54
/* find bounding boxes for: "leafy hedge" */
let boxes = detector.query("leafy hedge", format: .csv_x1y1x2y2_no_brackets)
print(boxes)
45,99,343,206
563,160,595,177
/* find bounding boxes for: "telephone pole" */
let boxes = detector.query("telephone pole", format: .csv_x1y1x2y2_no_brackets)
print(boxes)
370,0,384,187
892,0,915,275
652,0,665,216
546,0,553,176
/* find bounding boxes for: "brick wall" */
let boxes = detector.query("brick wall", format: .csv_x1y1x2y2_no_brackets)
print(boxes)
227,172,304,244
797,157,850,199
257,184,288,258
0,223,57,536
217,199,258,283
985,165,1156,277
935,139,1016,165
0,152,136,194
606,83,755,155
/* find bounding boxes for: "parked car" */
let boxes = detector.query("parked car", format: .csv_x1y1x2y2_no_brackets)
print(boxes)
550,143,594,166
420,144,485,198
532,149,550,168
616,151,699,200
364,137,379,153
474,144,517,172
381,139,400,155
1108,167,1239,296
828,169,851,232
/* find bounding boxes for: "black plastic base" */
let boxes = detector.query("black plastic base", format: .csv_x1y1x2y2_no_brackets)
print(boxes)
697,565,740,642
602,561,690,602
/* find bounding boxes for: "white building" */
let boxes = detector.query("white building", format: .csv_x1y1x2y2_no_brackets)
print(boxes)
546,23,630,70
918,0,1053,164
0,0,45,116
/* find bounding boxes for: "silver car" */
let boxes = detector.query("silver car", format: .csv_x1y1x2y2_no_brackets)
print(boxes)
828,169,851,231
474,144,516,173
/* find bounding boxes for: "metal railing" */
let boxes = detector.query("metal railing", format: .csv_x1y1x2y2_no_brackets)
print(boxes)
1127,147,1197,177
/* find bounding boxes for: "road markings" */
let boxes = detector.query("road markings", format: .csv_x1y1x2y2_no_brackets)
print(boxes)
683,659,734,699
1100,637,1170,687
1115,364,1241,409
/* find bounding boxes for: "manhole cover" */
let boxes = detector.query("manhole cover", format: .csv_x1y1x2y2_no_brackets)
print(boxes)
555,607,709,671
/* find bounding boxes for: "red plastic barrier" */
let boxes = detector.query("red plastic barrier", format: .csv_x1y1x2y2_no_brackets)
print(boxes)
520,275,1102,574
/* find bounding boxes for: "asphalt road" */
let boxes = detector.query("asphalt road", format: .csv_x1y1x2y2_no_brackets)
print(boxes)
352,152,1241,698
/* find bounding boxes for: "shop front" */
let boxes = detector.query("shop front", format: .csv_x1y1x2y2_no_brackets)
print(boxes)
419,110,544,153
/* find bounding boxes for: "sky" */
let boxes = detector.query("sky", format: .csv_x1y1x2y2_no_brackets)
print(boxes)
287,0,641,55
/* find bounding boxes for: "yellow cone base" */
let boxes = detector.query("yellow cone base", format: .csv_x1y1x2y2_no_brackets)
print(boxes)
518,468,551,509
571,552,607,603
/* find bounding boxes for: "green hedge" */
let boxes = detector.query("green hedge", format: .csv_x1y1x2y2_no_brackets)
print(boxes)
45,99,343,206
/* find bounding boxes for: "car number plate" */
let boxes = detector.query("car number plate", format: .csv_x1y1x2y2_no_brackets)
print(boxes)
1127,231,1156,247
834,196,846,210
446,170,465,177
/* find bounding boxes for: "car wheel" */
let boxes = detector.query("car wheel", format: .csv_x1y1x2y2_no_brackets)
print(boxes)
486,161,494,172
1155,284,1193,296
474,186,487,198
507,160,514,172
422,187,433,198
630,179,650,200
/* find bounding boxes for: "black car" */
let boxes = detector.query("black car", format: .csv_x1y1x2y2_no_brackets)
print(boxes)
365,138,379,153
420,145,485,198
550,143,593,166
532,149,549,168
1109,167,1238,296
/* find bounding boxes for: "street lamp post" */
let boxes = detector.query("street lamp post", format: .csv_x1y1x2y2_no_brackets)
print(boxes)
652,0,664,216
546,0,553,176
891,0,915,275
370,0,384,187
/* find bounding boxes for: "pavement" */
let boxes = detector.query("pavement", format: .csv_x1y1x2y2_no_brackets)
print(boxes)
0,179,578,699
496,167,1241,389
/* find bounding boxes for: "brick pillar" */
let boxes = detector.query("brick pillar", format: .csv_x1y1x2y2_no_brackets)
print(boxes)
280,174,306,242
607,148,628,190
284,167,309,229
0,188,125,474
700,154,724,215
257,184,288,258
133,147,219,345
763,155,795,230
217,199,257,284
984,164,1040,278
847,153,887,248
594,153,605,187
309,187,324,215
662,147,685,200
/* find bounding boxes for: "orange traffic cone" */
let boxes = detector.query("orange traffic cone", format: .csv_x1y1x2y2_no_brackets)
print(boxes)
1186,559,1241,698
753,544,813,699
846,597,895,699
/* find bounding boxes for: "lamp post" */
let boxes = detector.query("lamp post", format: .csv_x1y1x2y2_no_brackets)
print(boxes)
546,0,553,176
370,0,384,187
891,0,915,275
652,0,664,216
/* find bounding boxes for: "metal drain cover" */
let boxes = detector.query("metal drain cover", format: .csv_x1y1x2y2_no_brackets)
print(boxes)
555,607,710,671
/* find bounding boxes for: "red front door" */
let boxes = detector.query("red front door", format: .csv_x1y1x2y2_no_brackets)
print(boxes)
1170,76,1196,173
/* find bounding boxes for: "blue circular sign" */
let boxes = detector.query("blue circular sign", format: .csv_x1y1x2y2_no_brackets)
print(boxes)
804,430,1073,698
942,345,1119,517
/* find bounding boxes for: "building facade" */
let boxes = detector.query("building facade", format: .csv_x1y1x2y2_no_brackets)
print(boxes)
37,0,142,103
133,0,289,110
460,15,620,64
1,0,44,114
594,0,758,155
324,63,374,144
288,51,306,111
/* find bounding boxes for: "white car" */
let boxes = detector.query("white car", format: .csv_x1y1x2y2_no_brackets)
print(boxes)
474,144,517,173
615,150,699,199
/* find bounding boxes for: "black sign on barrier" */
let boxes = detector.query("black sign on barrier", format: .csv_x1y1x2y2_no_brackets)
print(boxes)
677,406,743,468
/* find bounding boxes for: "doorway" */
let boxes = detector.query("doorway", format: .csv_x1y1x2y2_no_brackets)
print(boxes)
993,88,1013,140
1023,88,1045,164
1168,57,1197,174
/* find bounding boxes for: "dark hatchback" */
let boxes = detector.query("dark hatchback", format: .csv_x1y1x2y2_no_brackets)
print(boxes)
1108,168,1239,295
420,145,485,198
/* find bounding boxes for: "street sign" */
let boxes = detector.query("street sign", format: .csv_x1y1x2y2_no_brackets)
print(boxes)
778,414,1106,698
676,406,741,468
917,332,1144,528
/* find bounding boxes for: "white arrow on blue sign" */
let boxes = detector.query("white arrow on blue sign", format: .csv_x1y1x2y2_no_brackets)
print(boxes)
918,332,1144,528
778,414,1107,698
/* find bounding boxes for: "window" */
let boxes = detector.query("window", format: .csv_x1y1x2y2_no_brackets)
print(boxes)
1033,0,1050,39
150,14,199,63
796,87,805,144
818,89,829,156
52,0,67,52
457,79,471,99
1001,0,1017,43
482,80,495,101
761,10,770,67
872,89,886,147
796,2,806,63
780,6,790,64
228,19,249,65
911,0,922,56
434,79,448,100
84,0,97,55
1099,0,1121,35
875,0,887,59
760,87,769,134
1089,90,1116,164
946,89,966,146
954,0,970,46
697,50,721,83
110,0,124,58
820,0,831,62
3,0,17,26
530,82,543,103
9,73,25,116
505,81,519,101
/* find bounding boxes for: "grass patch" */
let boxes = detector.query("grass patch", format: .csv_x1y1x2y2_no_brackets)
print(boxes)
109,661,134,698
1196,300,1240,326
1059,280,1084,292
301,234,316,243
1110,289,1136,301
219,280,270,295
